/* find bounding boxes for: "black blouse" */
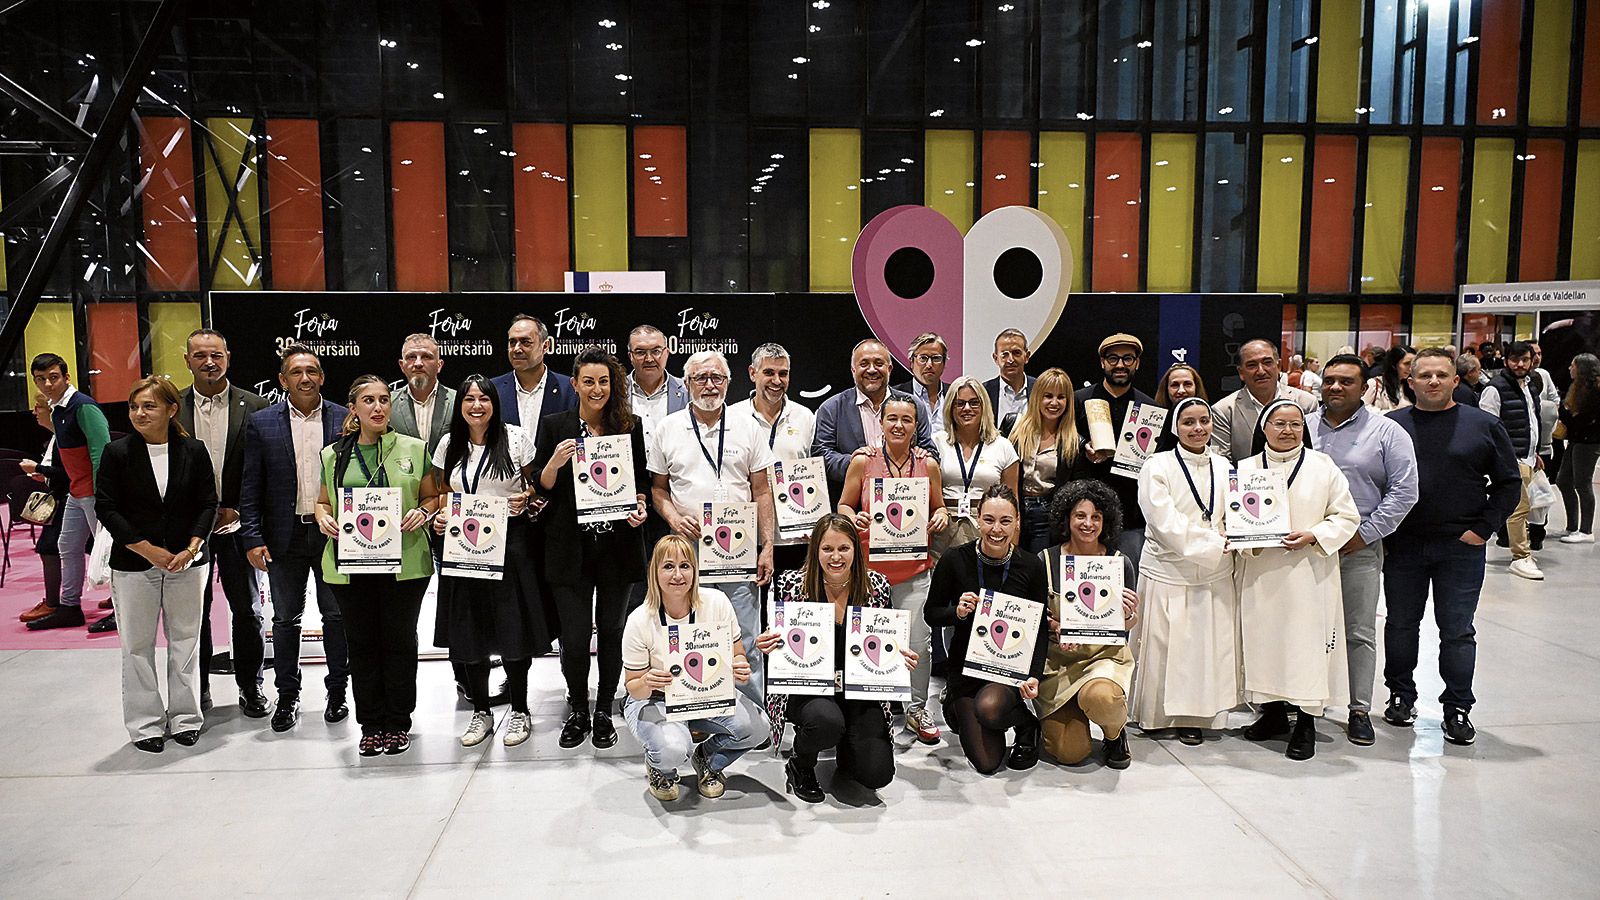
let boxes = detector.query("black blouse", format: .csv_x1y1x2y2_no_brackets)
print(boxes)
926,541,1050,687
532,408,651,586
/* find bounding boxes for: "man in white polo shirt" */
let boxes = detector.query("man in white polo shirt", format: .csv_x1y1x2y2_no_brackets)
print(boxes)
648,349,778,701
728,342,817,582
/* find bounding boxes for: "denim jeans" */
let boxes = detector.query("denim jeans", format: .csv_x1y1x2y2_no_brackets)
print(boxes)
1382,535,1486,711
1021,497,1053,554
721,580,765,704
58,495,97,607
265,523,349,697
623,694,765,776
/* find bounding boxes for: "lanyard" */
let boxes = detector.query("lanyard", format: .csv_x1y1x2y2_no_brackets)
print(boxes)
1176,449,1214,522
880,442,913,477
1257,450,1308,489
975,549,1013,593
459,445,491,494
353,442,388,488
690,411,726,479
658,603,696,626
955,440,984,493
763,403,783,450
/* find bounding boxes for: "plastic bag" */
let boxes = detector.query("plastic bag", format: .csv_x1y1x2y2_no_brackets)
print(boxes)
1528,470,1557,513
87,525,113,587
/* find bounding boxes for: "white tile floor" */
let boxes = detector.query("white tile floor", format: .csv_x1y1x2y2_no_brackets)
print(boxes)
2,541,1596,899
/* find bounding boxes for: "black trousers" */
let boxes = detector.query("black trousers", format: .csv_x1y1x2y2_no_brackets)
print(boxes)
551,532,633,711
786,694,895,790
331,575,428,735
199,533,265,693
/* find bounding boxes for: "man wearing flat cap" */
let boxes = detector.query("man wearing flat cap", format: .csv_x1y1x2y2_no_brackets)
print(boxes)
1074,333,1158,564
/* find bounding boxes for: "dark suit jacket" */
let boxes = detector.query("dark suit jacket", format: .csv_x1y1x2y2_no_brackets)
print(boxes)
390,383,457,457
812,387,938,500
239,399,349,556
491,370,577,431
984,374,1037,414
532,409,651,586
178,383,270,509
95,434,218,572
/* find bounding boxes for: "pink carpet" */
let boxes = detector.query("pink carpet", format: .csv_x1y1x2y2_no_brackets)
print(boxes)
0,531,227,651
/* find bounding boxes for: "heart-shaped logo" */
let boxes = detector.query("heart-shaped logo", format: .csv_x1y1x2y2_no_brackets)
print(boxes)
990,619,1010,650
786,481,809,508
715,525,735,553
852,205,1072,382
886,502,904,531
786,628,807,660
1077,581,1098,612
863,634,883,666
356,513,376,542
588,461,609,490
462,517,481,547
683,651,705,684
1242,491,1262,519
1135,426,1154,453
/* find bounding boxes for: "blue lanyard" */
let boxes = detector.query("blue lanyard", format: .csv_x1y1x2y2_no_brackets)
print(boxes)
458,445,491,494
975,550,1012,594
1176,449,1214,522
690,411,726,478
1257,450,1309,489
955,440,984,493
353,442,387,487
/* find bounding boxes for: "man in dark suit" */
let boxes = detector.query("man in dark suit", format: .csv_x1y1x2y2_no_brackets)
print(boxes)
892,332,950,437
390,333,457,457
983,328,1037,425
240,345,351,732
181,329,271,715
813,339,937,501
491,314,576,447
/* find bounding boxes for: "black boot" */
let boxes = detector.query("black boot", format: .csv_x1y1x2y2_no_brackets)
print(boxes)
1286,710,1317,760
1103,730,1131,769
1244,701,1293,741
558,703,591,749
1007,716,1041,770
785,758,825,803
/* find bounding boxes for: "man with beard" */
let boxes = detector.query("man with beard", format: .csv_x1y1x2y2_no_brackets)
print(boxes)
390,334,456,457
1074,334,1157,563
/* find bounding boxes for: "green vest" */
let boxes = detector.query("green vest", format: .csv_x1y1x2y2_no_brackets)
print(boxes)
319,431,435,584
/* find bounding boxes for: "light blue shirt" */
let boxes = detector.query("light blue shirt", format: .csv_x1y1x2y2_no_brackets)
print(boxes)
1308,405,1420,546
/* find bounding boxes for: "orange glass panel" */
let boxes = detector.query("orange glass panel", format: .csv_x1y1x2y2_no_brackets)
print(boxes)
514,123,570,291
1478,0,1523,124
1414,138,1461,293
1308,135,1358,293
265,119,325,290
1358,304,1403,352
389,121,449,291
1092,133,1141,292
632,125,688,238
137,116,200,291
981,130,1032,214
87,304,141,402
1518,139,1565,281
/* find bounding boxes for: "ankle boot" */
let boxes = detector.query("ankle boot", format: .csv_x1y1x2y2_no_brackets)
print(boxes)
1286,710,1317,760
1244,701,1293,740
785,758,825,803
1007,716,1041,770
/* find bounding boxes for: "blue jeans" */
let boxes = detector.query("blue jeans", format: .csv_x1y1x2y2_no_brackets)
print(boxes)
721,580,765,703
265,523,349,697
623,694,765,775
1021,497,1053,554
1382,535,1486,711
58,495,97,607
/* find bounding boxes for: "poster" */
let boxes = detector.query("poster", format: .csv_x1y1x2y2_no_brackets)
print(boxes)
1225,468,1291,549
441,493,508,580
843,606,913,702
867,477,928,563
336,487,403,575
1057,555,1128,646
963,590,1044,686
771,457,830,542
1110,402,1168,479
766,601,836,696
664,622,737,721
698,502,758,583
573,433,638,524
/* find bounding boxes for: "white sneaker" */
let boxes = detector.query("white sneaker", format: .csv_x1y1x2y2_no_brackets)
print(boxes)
503,711,532,747
1559,532,1595,544
460,710,495,747
1509,557,1545,580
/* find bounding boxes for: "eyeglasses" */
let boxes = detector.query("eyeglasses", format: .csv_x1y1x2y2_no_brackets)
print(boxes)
953,398,983,409
629,347,665,359
1265,420,1305,431
688,373,728,386
913,353,946,365
1102,353,1139,366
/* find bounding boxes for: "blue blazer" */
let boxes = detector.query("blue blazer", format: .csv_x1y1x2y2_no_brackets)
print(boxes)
491,370,577,428
662,373,690,416
811,386,938,499
239,399,349,556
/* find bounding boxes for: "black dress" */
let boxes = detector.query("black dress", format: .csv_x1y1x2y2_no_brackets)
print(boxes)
925,542,1050,699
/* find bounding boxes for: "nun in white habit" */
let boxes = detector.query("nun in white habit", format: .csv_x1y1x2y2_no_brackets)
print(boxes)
1236,398,1360,760
1131,397,1240,745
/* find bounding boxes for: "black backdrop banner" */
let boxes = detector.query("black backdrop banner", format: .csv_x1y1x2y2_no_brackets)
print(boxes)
208,292,1284,409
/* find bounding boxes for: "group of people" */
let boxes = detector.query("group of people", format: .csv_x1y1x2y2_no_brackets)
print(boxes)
13,316,1598,805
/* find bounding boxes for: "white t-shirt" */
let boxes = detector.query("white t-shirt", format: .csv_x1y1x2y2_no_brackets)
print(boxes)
621,587,740,673
647,406,776,516
726,397,817,463
935,433,1019,510
431,425,536,497
147,442,171,499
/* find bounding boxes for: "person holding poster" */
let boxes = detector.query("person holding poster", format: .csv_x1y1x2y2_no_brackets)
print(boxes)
926,486,1049,774
537,349,651,752
1036,480,1138,769
314,376,437,757
1007,367,1089,553
839,395,950,744
1132,398,1240,747
757,515,908,802
1076,335,1159,566
427,375,547,750
1236,401,1360,760
933,376,1019,558
622,536,765,803
729,342,818,580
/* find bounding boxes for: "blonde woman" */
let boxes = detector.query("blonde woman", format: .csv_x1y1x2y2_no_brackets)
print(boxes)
935,375,1020,557
621,535,765,802
1007,368,1089,552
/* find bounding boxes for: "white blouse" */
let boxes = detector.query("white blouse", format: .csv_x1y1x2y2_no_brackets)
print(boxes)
147,442,171,500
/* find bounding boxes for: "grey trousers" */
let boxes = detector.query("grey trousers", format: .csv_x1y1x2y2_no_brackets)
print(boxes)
1339,543,1384,713
112,567,206,741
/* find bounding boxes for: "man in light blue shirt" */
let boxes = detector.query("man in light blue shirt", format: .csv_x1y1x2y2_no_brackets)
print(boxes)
1308,354,1419,746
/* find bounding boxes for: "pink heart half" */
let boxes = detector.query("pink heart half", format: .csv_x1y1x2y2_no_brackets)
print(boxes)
786,628,807,660
1077,581,1097,612
886,502,904,530
991,620,1010,650
684,652,705,684
715,525,734,552
864,634,883,666
463,517,481,547
356,513,375,542
1135,426,1153,452
1242,491,1262,518
787,482,808,507
589,461,609,489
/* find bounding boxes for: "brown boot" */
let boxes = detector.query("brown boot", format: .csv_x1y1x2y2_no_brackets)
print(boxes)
19,600,57,623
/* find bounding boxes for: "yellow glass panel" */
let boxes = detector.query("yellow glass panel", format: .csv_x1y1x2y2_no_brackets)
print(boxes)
1037,132,1087,292
1515,314,1535,341
1529,0,1573,126
571,124,629,271
1573,141,1600,279
1361,137,1410,294
1468,139,1513,284
148,302,202,389
1410,304,1455,349
22,303,78,398
1258,135,1305,292
924,130,975,234
1316,4,1362,124
808,128,861,292
202,116,262,289
1304,303,1351,364
1147,134,1196,292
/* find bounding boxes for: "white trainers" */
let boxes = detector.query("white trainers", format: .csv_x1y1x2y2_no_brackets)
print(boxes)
1560,531,1595,544
1509,557,1545,580
503,711,532,747
460,710,495,747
